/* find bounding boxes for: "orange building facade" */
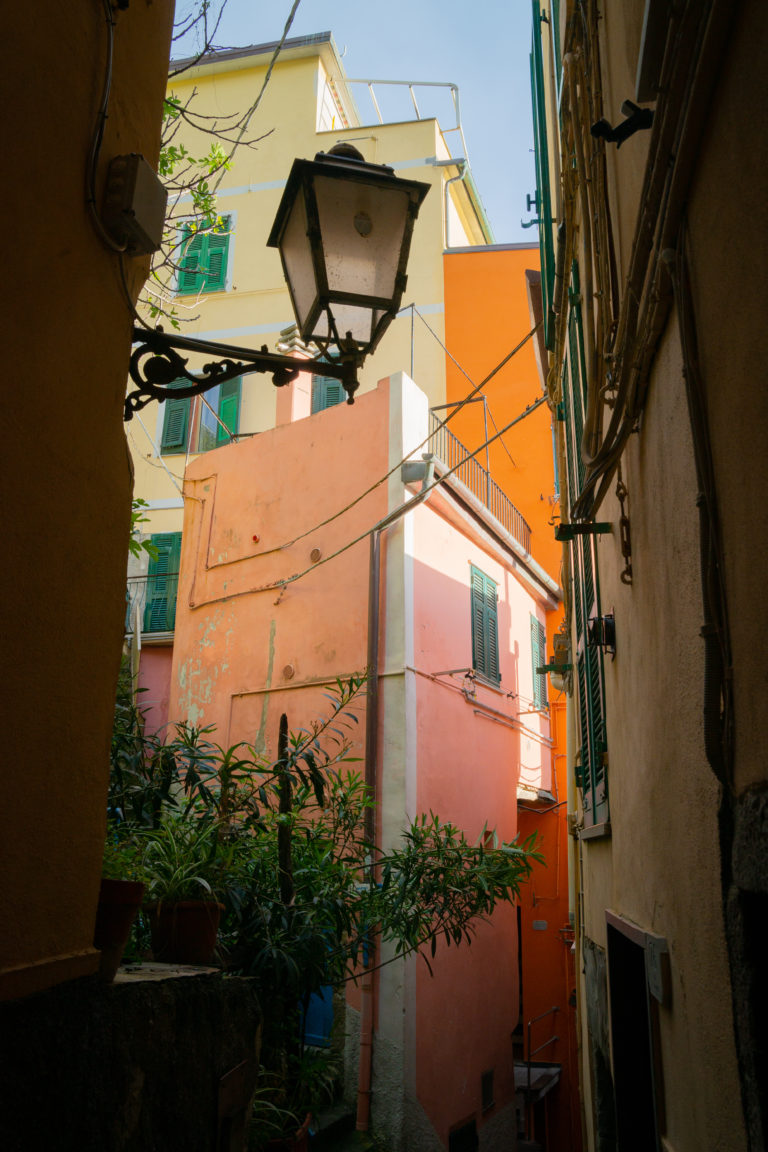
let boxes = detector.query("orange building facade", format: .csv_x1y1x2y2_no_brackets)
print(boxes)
444,245,581,1151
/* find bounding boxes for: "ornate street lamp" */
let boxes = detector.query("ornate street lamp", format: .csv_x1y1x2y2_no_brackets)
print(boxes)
125,145,429,421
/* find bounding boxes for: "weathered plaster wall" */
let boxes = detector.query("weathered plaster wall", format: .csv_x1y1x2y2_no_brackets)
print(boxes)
2,2,173,998
169,380,391,743
137,645,174,735
566,1,768,1147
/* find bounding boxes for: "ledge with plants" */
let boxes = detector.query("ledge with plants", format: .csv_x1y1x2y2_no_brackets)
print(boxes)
102,671,541,1148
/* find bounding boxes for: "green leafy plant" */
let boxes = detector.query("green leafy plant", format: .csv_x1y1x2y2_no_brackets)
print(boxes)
128,499,159,561
106,672,541,1140
141,815,228,905
101,825,145,883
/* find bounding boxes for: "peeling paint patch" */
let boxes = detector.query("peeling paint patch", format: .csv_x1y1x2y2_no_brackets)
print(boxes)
254,617,277,755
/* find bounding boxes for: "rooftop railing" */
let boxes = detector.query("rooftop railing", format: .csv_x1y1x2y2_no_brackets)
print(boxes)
429,412,532,554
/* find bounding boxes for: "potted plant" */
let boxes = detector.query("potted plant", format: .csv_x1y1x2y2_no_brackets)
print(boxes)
142,815,228,964
93,828,146,981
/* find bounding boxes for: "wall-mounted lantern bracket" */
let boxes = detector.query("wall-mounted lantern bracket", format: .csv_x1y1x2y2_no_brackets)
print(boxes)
555,522,611,541
125,325,359,420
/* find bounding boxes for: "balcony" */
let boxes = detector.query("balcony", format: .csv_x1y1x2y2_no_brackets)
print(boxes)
125,573,179,637
429,412,532,554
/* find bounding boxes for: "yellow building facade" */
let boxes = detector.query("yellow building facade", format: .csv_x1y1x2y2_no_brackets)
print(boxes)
128,33,493,715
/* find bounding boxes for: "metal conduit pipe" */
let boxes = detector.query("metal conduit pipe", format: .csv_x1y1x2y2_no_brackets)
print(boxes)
573,0,734,516
356,476,436,1133
579,0,735,515
443,159,467,250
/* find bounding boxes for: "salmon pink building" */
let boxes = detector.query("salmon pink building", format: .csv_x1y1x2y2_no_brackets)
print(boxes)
167,368,561,1149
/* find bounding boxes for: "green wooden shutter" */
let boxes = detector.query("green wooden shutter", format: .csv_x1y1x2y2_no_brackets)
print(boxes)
562,263,608,826
470,566,500,684
216,378,241,444
311,375,345,413
143,532,181,633
178,225,205,294
204,225,230,291
471,567,486,674
531,615,548,710
160,381,190,454
530,0,556,349
178,218,230,294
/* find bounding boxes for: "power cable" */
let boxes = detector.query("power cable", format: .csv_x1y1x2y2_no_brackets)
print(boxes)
192,392,546,606
248,321,541,562
410,305,520,468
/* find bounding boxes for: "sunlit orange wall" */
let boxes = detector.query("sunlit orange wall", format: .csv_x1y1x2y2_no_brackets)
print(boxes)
443,246,561,577
518,699,582,1151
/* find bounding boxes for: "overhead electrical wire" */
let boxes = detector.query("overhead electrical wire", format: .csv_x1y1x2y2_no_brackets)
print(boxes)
410,304,520,469
187,392,547,607
244,321,541,562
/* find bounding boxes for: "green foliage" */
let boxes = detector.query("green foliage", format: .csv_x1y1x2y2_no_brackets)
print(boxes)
101,824,145,883
106,671,541,1140
128,499,159,561
141,814,229,904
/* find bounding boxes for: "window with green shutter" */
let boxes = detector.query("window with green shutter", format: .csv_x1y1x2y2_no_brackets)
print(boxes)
530,0,556,349
177,217,231,295
562,263,609,828
161,378,241,455
160,382,191,454
530,614,548,710
470,566,500,684
196,378,241,452
311,373,345,413
143,532,181,634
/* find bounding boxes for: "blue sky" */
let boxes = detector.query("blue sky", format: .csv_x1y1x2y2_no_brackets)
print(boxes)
175,0,537,244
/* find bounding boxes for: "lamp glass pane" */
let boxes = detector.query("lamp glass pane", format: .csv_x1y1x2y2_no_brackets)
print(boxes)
279,189,318,333
329,303,388,346
313,175,411,303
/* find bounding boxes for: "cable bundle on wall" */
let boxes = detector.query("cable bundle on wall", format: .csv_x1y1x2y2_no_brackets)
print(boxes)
566,0,736,520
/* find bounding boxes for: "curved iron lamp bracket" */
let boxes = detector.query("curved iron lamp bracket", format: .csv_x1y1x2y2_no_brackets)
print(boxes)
125,325,360,420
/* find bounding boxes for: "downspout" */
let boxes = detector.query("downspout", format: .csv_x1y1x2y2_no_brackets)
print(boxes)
356,463,435,1133
442,159,466,250
356,530,379,1134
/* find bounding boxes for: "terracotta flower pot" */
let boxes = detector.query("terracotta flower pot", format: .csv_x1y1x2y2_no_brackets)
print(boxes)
147,899,224,965
93,878,146,982
266,1113,312,1151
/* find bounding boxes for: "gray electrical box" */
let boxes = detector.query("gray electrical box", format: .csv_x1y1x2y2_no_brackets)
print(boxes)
102,153,168,255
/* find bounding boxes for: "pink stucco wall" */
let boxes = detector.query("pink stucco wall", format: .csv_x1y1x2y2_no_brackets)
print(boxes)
169,382,390,750
169,372,555,1146
406,495,552,1141
137,645,173,735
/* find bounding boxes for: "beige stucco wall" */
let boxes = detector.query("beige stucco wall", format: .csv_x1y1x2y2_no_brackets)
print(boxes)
2,3,173,998
548,1,768,1146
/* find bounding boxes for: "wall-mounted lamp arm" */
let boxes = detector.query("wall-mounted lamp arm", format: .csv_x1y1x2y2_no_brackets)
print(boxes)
125,325,359,420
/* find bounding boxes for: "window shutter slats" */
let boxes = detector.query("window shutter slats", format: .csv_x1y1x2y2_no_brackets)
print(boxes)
160,382,191,454
144,532,182,633
563,261,608,826
177,218,230,295
470,566,500,684
531,615,547,710
216,378,241,444
312,375,345,413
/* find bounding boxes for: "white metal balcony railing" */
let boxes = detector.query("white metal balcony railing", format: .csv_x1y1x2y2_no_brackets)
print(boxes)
125,573,179,636
429,412,532,554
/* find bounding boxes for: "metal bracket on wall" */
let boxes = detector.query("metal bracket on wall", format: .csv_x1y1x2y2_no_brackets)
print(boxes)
554,522,611,541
